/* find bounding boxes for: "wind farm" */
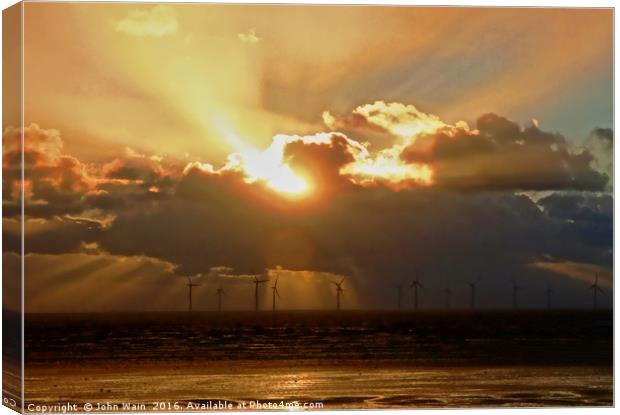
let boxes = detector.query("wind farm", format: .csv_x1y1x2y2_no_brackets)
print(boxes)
20,268,613,410
178,270,609,313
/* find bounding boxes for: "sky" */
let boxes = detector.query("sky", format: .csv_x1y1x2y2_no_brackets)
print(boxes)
2,3,613,312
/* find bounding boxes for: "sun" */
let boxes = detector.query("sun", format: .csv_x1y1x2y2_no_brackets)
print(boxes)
209,116,312,196
231,147,312,196
264,164,310,195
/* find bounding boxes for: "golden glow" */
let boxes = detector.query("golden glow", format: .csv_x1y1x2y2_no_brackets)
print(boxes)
343,153,433,187
352,101,448,140
209,120,311,195
341,144,433,187
230,148,310,195
206,113,435,194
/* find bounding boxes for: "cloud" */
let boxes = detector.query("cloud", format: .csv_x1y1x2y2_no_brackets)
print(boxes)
325,103,608,191
2,126,180,221
400,114,608,191
585,127,613,189
13,251,179,313
3,124,95,219
237,28,261,44
115,5,178,37
3,109,612,310
94,176,611,309
324,101,456,141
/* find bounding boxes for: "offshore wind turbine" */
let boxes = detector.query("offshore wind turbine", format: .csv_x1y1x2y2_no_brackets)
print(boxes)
464,279,479,310
251,274,269,312
589,273,604,309
216,285,226,312
186,277,201,312
271,276,281,312
410,269,424,311
545,286,554,310
332,278,345,310
512,281,523,309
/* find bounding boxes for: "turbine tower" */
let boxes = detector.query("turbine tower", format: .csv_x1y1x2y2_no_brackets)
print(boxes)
443,287,452,309
186,277,201,312
464,279,479,310
545,286,553,310
589,273,604,309
332,278,345,310
396,284,404,311
271,276,281,312
251,274,269,312
216,285,225,312
410,269,424,311
512,282,523,309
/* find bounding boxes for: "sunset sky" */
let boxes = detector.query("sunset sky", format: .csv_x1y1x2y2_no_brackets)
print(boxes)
2,3,613,312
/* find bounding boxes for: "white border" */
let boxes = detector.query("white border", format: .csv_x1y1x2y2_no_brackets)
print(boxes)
0,2,616,415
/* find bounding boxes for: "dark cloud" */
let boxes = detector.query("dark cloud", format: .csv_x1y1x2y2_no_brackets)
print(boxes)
3,117,612,309
2,124,179,220
402,114,609,191
3,217,103,255
592,127,613,143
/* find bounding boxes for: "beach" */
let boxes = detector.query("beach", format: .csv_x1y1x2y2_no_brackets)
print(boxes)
22,310,613,410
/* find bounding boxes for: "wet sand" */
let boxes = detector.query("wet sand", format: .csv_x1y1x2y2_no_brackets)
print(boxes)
22,310,613,410
25,360,612,409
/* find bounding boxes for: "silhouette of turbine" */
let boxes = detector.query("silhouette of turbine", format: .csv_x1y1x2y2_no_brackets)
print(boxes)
216,285,226,312
332,278,345,310
464,279,479,310
589,273,604,309
271,276,281,312
251,274,269,312
186,277,201,312
545,286,554,310
410,269,424,311
512,281,523,309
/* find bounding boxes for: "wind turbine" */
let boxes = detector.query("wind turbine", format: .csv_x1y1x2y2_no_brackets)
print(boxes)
464,279,479,310
545,286,554,310
443,287,452,309
251,273,269,312
186,277,201,312
332,278,345,310
512,281,523,309
216,285,226,312
396,284,404,311
410,269,424,311
589,273,604,309
271,276,281,312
